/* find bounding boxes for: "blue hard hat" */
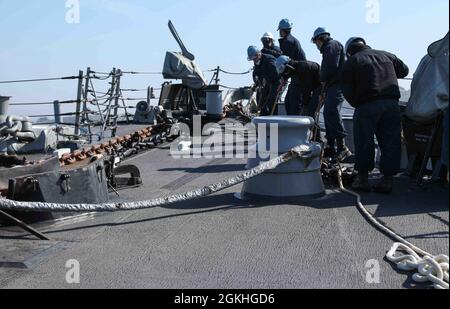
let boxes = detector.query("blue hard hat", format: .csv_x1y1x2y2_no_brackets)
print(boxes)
278,19,293,31
275,55,291,75
247,46,260,61
311,27,330,42
345,37,366,55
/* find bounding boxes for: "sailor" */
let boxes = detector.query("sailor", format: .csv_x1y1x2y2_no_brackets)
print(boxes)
311,27,351,160
278,19,307,116
261,32,283,58
247,46,281,116
275,56,322,119
341,37,409,194
278,19,306,61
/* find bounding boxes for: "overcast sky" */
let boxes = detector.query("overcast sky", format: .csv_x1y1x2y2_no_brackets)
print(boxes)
0,0,448,116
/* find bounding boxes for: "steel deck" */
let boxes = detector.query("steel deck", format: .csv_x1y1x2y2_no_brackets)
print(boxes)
0,124,448,289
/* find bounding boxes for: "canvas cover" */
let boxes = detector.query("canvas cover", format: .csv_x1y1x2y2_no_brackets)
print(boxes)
9,158,109,204
162,52,207,89
406,33,449,122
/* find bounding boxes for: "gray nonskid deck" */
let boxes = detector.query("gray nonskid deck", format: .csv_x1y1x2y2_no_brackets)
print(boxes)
0,131,448,289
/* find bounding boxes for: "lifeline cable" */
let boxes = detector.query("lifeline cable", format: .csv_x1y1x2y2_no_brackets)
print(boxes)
0,76,80,84
9,100,78,106
219,69,252,75
0,145,313,213
121,71,162,75
218,84,240,90
336,164,449,290
121,89,148,92
205,68,252,75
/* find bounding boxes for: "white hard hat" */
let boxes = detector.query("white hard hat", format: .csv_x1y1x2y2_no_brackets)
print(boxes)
261,32,275,41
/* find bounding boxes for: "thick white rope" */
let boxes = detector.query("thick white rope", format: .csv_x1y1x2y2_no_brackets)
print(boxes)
0,145,317,213
387,243,448,290
2,144,447,289
337,168,449,290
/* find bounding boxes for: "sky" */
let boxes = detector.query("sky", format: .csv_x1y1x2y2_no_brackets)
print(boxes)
0,0,449,117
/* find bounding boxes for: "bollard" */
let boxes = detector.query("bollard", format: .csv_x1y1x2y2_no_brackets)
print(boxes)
238,116,325,201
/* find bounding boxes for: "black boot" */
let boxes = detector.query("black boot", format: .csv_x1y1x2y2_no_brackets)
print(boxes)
324,140,336,159
373,176,394,194
352,173,371,192
324,146,336,159
336,138,352,162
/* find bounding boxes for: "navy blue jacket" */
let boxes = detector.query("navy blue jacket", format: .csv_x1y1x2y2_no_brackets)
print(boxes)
279,34,306,61
253,53,280,85
262,45,283,58
341,46,409,107
319,38,346,85
286,60,321,93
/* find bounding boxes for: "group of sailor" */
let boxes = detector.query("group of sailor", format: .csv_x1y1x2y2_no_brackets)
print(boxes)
248,19,409,194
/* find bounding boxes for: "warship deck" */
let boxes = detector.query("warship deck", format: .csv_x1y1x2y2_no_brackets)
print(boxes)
0,124,448,289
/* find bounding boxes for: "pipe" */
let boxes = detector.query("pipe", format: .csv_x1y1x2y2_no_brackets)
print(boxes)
54,100,61,124
0,96,11,115
0,210,50,241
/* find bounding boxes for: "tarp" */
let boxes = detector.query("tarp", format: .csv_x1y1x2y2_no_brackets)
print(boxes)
162,52,207,90
406,33,449,122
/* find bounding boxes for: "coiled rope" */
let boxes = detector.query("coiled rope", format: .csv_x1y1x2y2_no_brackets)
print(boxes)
337,166,449,290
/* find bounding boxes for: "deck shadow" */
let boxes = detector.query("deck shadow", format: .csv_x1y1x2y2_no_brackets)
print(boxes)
27,192,353,236
4,179,448,238
161,191,354,211
359,179,449,218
